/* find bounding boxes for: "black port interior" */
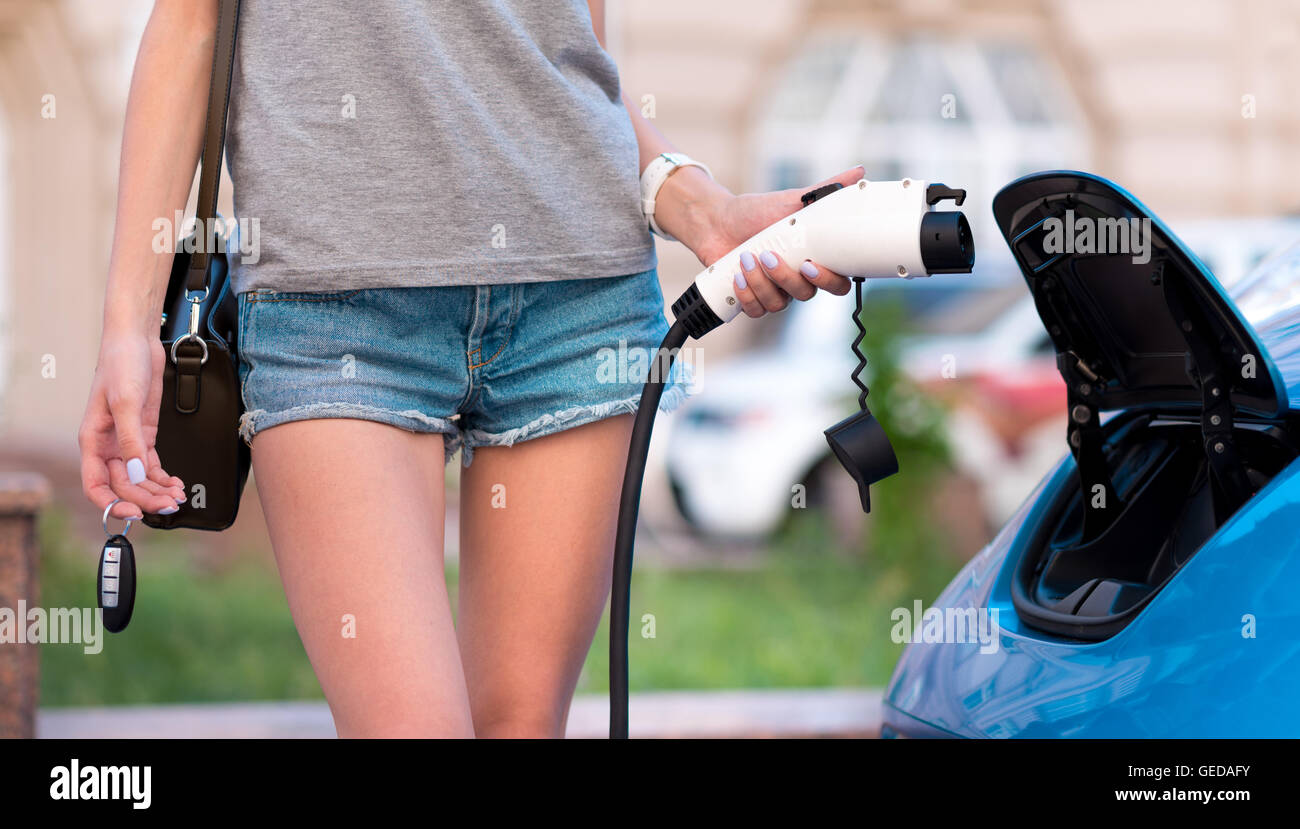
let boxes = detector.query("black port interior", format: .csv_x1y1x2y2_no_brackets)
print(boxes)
1012,413,1298,640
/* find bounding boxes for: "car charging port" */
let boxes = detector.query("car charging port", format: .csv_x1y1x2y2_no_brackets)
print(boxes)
1012,413,1298,640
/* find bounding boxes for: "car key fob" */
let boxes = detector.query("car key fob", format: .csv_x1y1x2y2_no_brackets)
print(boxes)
98,534,136,633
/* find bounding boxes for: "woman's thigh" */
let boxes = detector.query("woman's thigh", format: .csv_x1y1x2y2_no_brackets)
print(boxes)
451,270,689,737
456,414,634,738
251,418,473,737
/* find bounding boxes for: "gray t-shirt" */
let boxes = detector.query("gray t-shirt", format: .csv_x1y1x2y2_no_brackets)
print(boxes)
226,0,655,294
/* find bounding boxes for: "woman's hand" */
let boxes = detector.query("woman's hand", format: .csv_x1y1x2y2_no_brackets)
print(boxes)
79,332,186,519
79,0,219,520
668,165,865,318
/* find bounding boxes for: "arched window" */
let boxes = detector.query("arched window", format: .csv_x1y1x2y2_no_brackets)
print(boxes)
753,32,1090,293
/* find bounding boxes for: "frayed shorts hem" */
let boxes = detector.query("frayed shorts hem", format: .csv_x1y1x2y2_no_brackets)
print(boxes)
460,380,690,466
239,402,462,462
239,381,691,467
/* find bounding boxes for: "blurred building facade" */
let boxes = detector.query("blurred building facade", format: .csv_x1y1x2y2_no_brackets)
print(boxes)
2,0,1298,455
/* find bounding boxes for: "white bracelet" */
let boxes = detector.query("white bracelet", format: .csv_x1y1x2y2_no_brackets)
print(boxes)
640,152,714,242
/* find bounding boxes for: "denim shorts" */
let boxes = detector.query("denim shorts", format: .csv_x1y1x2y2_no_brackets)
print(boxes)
235,269,691,465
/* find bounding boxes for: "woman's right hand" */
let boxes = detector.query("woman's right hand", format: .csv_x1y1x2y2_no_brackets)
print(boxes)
79,332,187,519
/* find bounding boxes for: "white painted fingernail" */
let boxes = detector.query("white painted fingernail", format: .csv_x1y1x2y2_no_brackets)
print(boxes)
158,506,179,515
127,458,146,484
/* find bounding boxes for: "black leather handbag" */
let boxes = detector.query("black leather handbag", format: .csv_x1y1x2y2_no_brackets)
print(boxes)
144,0,249,531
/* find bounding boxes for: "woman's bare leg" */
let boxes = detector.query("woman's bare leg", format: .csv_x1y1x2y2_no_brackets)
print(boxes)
456,415,634,737
252,419,474,737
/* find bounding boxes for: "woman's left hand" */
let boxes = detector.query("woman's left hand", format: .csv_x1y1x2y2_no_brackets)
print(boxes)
685,165,865,318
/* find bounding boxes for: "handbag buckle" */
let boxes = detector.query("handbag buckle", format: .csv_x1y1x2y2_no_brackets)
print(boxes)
169,293,210,365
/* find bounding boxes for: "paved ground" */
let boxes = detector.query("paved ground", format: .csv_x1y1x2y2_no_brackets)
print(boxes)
37,688,882,739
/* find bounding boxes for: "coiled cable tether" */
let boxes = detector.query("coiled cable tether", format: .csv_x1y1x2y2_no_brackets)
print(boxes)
849,277,869,409
609,317,691,739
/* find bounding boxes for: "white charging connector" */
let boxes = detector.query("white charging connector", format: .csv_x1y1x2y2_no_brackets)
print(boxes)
670,178,973,336
611,176,973,739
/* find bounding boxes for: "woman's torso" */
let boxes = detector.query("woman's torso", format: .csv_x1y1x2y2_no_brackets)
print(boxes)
226,0,655,294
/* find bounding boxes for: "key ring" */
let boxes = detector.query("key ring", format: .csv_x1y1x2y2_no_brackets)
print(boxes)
103,499,134,538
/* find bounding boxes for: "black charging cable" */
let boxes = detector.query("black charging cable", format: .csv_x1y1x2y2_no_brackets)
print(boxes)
608,278,889,737
609,278,897,736
609,317,691,739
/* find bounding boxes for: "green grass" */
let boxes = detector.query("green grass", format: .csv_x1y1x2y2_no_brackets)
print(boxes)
38,510,322,707
38,493,962,706
579,458,964,694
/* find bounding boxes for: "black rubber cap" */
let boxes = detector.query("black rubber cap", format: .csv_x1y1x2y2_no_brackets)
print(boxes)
920,211,975,274
824,407,900,513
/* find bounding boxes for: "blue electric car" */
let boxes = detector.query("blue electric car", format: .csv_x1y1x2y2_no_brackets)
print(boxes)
883,171,1300,738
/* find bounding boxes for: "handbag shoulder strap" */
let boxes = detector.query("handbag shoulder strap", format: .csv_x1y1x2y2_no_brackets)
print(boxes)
186,0,241,294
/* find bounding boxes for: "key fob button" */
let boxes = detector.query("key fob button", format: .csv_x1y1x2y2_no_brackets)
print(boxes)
98,535,135,633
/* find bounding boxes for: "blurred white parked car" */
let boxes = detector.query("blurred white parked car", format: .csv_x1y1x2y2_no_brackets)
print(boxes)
665,217,1300,540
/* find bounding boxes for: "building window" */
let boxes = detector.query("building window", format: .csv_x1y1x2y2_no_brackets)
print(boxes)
753,32,1090,285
